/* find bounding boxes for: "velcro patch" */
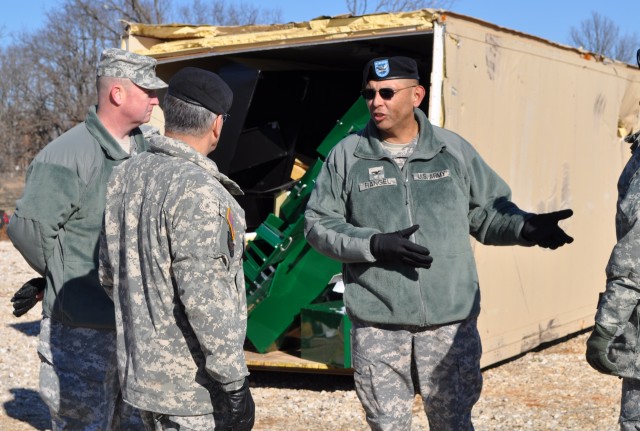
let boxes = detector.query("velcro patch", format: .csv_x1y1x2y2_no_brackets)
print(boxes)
358,178,398,191
413,170,450,181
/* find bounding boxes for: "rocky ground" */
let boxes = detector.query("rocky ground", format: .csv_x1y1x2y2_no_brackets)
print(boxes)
0,238,622,430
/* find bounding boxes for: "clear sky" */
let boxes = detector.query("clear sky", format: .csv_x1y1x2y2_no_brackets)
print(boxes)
0,0,638,48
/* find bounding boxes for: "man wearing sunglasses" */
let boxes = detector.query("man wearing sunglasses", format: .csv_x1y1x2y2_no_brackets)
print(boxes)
305,56,573,430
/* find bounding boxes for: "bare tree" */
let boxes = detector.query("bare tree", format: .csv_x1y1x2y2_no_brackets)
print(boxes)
346,0,457,15
570,11,638,64
70,0,171,42
0,0,287,172
176,0,282,26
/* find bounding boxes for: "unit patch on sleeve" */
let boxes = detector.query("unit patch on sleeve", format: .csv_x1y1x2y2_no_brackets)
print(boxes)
226,207,235,257
359,166,398,191
413,169,450,181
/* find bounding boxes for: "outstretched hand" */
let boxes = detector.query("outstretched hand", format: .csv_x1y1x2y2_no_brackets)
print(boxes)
521,209,574,249
370,225,433,268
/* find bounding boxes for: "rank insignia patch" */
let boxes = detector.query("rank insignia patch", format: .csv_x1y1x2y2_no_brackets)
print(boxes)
359,166,397,191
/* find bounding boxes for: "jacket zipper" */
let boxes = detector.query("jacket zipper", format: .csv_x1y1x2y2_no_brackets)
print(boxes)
399,157,428,326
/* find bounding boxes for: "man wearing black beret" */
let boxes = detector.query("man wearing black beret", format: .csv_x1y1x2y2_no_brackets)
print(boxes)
305,55,574,430
100,67,255,430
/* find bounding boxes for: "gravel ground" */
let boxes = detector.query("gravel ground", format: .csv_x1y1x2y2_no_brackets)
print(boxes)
0,238,622,430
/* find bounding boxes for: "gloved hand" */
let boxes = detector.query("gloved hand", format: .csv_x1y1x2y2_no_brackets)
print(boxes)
585,323,619,376
370,225,433,268
521,209,574,249
220,378,255,431
11,277,46,317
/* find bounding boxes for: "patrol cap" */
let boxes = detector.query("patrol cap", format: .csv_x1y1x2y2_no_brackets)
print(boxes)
362,56,420,87
167,67,233,115
97,48,167,90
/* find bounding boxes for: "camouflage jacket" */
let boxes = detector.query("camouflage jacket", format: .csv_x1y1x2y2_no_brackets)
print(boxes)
594,132,640,378
8,106,147,329
99,134,249,415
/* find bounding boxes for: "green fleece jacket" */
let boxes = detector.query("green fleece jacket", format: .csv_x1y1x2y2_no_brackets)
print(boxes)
7,106,148,329
304,108,533,326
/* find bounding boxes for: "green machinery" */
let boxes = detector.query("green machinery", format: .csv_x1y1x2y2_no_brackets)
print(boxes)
242,97,369,367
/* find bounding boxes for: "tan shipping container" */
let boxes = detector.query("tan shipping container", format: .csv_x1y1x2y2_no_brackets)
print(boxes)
122,9,640,369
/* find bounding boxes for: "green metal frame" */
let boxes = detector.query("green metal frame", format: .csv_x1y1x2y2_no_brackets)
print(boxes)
243,97,370,354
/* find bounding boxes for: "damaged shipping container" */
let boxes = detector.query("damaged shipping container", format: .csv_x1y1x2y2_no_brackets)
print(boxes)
122,9,640,371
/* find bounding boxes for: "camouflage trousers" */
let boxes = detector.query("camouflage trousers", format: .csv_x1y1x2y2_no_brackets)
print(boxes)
139,411,221,431
351,317,483,431
621,378,640,430
37,317,144,431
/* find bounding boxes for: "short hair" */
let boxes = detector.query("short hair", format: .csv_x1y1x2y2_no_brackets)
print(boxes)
163,94,216,136
96,75,131,96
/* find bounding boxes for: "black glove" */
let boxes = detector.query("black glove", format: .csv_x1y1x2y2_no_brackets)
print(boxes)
220,378,255,431
585,323,619,376
521,209,574,249
370,225,433,268
11,277,46,317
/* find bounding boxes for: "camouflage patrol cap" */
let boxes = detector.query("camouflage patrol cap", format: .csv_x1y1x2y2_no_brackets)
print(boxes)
97,48,167,90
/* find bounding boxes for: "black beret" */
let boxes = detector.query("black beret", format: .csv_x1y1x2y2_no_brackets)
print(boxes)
362,56,420,87
167,67,233,115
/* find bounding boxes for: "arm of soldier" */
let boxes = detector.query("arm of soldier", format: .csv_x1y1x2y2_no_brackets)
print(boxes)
7,162,81,274
586,169,640,375
459,144,533,246
595,234,640,332
171,188,248,391
586,227,640,375
304,155,378,263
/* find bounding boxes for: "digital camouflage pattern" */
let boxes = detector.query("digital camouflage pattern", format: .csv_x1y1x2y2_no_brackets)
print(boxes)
38,317,143,430
591,131,640,429
100,134,248,416
593,133,640,378
139,410,223,431
97,48,167,90
621,378,640,430
351,318,482,431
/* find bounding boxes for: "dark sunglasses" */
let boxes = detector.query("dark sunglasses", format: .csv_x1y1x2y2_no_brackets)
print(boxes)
361,85,417,100
221,113,230,123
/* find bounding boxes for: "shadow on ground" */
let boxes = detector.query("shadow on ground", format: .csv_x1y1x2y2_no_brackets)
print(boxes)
10,320,40,337
4,388,50,430
250,369,355,392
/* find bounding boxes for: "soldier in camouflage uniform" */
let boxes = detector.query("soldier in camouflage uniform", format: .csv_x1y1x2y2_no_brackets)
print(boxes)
304,56,574,430
586,49,640,431
100,67,255,431
7,48,166,430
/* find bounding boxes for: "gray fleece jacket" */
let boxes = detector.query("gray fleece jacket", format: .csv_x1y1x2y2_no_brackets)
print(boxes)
304,108,532,326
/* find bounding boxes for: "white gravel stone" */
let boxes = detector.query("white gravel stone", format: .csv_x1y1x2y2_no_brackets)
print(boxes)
0,240,622,430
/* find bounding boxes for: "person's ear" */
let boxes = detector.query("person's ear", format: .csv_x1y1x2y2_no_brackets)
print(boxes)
413,85,426,107
110,84,125,106
212,114,223,139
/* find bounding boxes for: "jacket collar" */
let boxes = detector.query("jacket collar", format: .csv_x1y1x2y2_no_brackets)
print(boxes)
148,134,244,196
85,106,147,160
354,108,445,160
